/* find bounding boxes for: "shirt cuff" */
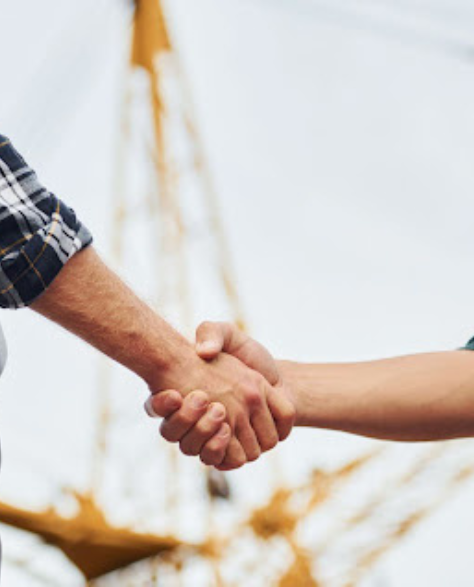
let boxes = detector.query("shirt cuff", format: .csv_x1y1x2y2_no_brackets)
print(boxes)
0,202,93,309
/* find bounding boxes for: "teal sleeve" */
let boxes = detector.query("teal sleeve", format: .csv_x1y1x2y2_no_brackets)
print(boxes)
463,337,474,351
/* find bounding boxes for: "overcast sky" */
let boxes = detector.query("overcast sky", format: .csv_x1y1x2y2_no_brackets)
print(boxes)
1,0,474,585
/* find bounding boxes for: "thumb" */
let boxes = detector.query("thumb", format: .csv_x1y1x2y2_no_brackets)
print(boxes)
196,321,279,386
145,390,183,419
195,321,229,359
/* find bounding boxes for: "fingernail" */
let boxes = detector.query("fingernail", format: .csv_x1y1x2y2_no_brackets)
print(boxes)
210,404,225,420
144,396,159,418
198,341,217,353
191,393,207,409
218,426,230,438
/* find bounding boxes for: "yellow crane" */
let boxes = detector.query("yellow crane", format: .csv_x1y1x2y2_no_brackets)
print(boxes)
1,2,473,586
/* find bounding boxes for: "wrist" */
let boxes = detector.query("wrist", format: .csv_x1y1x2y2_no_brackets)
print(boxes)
146,342,201,393
277,360,351,429
277,360,308,426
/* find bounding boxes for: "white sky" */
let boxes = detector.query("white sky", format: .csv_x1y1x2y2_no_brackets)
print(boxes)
1,0,474,585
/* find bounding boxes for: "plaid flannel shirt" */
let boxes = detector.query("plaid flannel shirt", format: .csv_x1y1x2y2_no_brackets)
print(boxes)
0,134,92,309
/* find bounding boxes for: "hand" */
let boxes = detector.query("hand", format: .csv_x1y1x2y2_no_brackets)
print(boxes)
195,322,296,442
146,344,292,469
145,390,233,466
146,322,296,469
196,322,280,386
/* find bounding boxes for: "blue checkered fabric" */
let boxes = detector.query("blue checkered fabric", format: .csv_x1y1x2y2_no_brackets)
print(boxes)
0,134,92,308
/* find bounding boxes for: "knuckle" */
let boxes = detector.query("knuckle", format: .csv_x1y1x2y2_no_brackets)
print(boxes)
200,454,213,466
285,399,297,418
193,419,209,435
195,420,215,437
278,418,295,441
221,454,240,469
207,438,226,455
160,425,177,443
179,412,198,427
241,383,263,409
261,434,278,452
281,404,297,426
225,452,246,470
201,448,222,466
180,441,199,457
246,448,261,463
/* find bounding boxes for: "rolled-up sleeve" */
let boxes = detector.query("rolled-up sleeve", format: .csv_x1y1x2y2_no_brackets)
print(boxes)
0,136,93,309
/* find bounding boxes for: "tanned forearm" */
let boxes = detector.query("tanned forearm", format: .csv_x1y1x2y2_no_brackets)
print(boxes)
279,351,474,441
31,247,288,468
31,247,195,388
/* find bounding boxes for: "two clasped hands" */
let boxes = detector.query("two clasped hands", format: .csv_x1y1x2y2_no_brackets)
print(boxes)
145,322,296,471
145,320,474,470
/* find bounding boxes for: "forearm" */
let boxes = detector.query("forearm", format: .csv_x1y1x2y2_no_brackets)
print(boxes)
279,351,474,441
31,247,195,387
31,247,286,467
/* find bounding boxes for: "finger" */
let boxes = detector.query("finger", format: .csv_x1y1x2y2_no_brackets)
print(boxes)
159,391,209,443
215,437,247,471
200,423,231,466
235,419,262,462
145,390,183,419
196,322,279,385
266,387,296,441
195,321,251,360
179,403,227,456
195,321,228,359
250,402,279,452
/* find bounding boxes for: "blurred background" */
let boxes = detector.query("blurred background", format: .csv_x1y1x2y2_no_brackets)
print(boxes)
1,0,474,585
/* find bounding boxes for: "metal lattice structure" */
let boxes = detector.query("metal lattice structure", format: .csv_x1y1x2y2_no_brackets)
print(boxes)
1,1,474,586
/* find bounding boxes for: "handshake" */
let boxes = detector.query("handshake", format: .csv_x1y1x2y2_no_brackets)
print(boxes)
144,321,296,471
142,318,473,467
32,247,474,468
